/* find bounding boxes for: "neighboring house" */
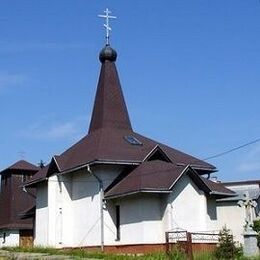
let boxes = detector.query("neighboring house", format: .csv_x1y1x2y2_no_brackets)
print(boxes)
25,44,235,253
217,180,260,245
0,160,38,247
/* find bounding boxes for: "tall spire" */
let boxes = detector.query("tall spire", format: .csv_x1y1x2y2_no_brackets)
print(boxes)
88,45,132,134
88,10,132,134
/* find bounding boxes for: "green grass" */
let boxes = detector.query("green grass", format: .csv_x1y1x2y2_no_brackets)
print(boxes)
2,246,260,259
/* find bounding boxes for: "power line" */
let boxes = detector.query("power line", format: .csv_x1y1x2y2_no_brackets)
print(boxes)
203,137,260,161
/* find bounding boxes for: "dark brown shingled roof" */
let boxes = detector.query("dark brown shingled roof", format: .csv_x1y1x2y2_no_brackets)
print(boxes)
105,161,185,198
51,128,215,173
199,177,236,196
0,160,37,231
24,165,49,187
105,161,234,199
88,59,132,133
1,160,39,173
28,45,216,186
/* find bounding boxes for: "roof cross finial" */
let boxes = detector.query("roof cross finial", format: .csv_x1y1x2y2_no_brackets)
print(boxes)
98,8,117,45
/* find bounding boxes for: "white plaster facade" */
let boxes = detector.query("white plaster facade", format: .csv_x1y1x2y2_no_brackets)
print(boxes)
216,181,260,245
0,230,19,247
217,201,246,245
34,167,221,248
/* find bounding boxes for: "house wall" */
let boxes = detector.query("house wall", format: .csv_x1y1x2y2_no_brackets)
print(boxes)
34,182,48,246
163,174,217,232
0,230,19,247
35,165,125,248
34,166,221,248
105,193,164,245
69,165,124,247
217,201,246,245
104,174,218,246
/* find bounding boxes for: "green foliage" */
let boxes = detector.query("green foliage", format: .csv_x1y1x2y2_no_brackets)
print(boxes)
193,251,215,260
167,247,186,260
252,219,260,248
214,226,243,259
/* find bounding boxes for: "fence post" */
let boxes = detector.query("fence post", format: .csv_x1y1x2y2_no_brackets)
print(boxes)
165,232,169,255
186,232,193,260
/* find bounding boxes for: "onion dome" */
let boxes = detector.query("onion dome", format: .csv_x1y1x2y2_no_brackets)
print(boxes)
99,45,117,63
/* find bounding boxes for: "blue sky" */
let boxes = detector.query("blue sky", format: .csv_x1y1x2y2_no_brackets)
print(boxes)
0,0,259,181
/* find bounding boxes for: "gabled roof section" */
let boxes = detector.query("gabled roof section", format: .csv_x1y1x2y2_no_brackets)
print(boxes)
88,45,132,134
105,161,234,199
199,176,236,197
44,128,215,175
46,156,61,177
0,160,39,174
105,160,184,199
143,145,172,163
24,165,49,188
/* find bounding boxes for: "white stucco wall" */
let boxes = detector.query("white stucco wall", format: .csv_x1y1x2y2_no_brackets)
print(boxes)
163,174,217,233
36,165,125,248
0,230,19,247
34,166,220,247
34,182,48,246
104,193,164,245
70,165,124,247
217,201,246,245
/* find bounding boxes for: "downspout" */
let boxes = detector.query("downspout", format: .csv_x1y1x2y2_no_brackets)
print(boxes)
87,164,104,252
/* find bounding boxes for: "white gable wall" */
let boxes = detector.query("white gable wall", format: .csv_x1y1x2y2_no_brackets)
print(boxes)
163,174,217,232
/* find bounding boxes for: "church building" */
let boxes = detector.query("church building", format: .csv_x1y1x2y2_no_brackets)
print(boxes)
0,160,38,247
25,12,235,253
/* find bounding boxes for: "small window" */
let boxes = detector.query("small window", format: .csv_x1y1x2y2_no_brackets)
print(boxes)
124,135,143,146
115,205,120,241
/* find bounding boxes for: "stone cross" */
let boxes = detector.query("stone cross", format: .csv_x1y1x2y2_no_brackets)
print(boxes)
98,8,117,45
238,191,257,230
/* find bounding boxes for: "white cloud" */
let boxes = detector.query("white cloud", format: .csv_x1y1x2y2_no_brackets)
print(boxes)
237,143,260,173
0,71,27,90
21,116,89,141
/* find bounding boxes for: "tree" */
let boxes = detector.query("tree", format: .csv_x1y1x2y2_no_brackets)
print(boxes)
215,226,243,259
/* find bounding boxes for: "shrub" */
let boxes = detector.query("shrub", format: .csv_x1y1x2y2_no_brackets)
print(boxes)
214,226,243,259
252,219,260,248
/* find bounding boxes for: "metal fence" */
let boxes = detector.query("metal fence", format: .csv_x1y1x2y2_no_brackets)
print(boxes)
165,230,219,259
